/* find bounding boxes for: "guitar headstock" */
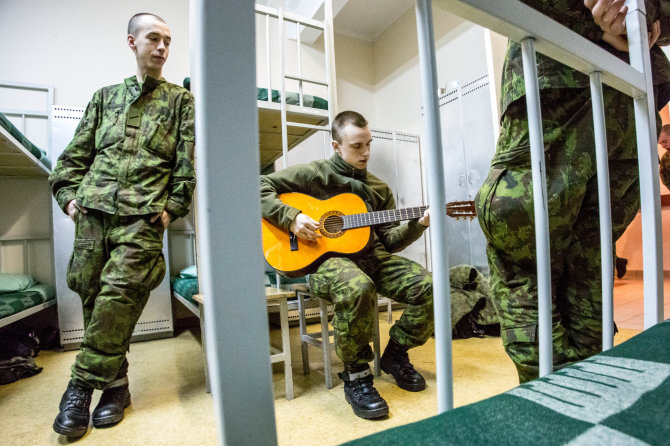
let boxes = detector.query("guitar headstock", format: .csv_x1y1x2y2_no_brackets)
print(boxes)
446,201,476,220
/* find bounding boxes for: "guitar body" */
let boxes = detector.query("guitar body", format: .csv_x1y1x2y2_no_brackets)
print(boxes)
262,193,372,277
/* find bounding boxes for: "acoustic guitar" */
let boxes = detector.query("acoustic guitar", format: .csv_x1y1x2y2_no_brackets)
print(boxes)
262,192,476,277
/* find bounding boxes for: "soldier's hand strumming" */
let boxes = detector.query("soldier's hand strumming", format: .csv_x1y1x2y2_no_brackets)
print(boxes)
290,213,322,242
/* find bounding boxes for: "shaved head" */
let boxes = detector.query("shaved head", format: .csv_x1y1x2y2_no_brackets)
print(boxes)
128,13,166,36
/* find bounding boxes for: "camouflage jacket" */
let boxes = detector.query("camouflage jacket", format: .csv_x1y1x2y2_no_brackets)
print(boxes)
500,0,670,116
260,154,427,258
49,75,195,218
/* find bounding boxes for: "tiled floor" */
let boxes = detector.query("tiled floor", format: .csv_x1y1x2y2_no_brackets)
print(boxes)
613,276,670,329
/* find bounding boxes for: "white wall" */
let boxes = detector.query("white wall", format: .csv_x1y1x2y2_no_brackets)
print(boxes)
370,4,505,135
0,0,191,107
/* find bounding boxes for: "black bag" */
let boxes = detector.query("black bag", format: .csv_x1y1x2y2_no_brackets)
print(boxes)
0,356,42,385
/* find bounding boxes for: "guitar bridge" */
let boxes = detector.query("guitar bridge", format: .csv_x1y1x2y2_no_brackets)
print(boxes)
289,231,299,251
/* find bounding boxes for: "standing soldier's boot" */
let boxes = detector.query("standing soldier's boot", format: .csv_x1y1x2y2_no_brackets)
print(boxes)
92,376,131,427
338,363,389,419
53,379,93,437
381,338,426,391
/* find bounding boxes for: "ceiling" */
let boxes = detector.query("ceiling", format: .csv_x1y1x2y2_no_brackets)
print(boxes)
257,0,414,42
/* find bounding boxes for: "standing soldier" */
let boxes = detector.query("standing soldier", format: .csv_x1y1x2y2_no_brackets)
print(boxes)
49,12,195,437
475,0,670,383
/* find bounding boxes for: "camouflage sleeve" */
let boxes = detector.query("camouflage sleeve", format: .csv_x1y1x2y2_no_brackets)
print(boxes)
48,91,101,213
521,0,603,42
656,0,670,46
259,166,314,228
164,91,196,219
373,187,426,253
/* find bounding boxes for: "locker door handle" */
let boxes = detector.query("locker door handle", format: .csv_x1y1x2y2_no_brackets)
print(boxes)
459,175,466,187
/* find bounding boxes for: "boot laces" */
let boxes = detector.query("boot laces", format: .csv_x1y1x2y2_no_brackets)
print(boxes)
349,376,381,402
394,347,417,374
63,385,92,409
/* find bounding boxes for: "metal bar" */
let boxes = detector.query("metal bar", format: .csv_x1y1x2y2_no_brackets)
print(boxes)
625,1,664,327
438,0,645,97
296,22,304,108
0,81,52,92
285,121,330,131
278,7,289,169
589,72,615,350
520,37,553,377
265,13,272,104
0,108,49,118
285,74,329,87
255,4,325,30
192,1,277,444
324,0,338,122
415,0,453,412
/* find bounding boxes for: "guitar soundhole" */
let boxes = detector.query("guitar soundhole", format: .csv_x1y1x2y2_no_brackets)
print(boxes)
320,212,345,238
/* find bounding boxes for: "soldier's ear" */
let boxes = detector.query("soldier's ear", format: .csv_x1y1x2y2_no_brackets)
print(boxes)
127,34,137,52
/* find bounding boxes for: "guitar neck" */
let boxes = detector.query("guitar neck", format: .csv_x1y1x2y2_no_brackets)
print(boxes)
343,206,429,230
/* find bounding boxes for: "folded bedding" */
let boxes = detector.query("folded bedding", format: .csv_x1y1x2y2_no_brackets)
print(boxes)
0,112,50,169
181,78,328,110
172,265,199,303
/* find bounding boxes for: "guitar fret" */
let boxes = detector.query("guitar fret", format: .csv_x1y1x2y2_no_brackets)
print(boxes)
344,203,471,229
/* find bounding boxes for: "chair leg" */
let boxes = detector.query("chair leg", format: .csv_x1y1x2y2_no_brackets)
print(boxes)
387,298,392,324
319,298,334,389
198,305,211,393
297,292,310,376
372,299,381,376
279,298,294,400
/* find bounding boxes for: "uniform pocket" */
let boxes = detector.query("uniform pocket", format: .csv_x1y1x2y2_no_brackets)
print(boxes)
142,251,166,293
143,114,175,161
501,323,537,347
475,167,506,238
66,238,104,296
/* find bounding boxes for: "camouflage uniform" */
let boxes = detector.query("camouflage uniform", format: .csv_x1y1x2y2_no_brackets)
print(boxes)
261,154,433,365
475,0,670,383
449,264,497,330
49,75,195,389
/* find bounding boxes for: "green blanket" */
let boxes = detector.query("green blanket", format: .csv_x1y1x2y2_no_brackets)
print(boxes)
0,284,55,319
345,319,670,445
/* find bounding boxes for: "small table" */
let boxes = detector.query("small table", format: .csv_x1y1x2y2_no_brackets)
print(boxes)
193,287,295,400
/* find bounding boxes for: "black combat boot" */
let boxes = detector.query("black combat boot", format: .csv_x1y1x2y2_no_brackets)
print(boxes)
92,376,131,427
380,338,426,391
53,379,93,437
338,363,389,419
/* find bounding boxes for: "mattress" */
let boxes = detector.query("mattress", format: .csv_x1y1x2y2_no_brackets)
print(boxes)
172,277,199,304
345,319,670,446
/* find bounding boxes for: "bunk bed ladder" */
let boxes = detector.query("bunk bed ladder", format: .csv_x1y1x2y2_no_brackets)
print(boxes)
276,1,335,168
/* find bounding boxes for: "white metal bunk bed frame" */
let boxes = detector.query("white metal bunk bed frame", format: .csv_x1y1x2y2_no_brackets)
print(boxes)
0,235,56,328
193,0,664,444
0,82,55,329
255,3,337,170
0,81,53,177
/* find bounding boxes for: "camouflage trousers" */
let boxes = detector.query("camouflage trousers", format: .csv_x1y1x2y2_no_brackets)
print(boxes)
67,209,166,389
309,255,433,365
475,87,642,383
